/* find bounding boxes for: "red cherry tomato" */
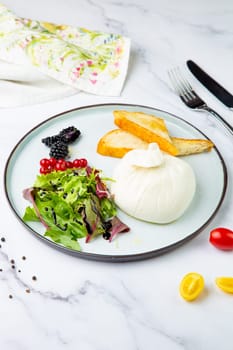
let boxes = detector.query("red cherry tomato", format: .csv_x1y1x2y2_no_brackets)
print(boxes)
209,227,233,251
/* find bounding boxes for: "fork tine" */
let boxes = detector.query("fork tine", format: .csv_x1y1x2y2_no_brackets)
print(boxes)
168,69,180,94
168,67,196,101
168,65,233,136
176,68,196,99
168,68,189,101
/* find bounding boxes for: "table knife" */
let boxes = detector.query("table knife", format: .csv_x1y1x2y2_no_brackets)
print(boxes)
186,60,233,108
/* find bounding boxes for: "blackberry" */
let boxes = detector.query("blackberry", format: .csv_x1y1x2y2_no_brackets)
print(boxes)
49,141,69,159
59,126,81,144
42,135,60,147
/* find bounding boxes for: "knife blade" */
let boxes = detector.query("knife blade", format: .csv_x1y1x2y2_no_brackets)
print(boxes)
186,60,233,108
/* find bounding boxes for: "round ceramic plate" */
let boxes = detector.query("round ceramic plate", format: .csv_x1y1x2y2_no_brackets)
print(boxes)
4,104,227,262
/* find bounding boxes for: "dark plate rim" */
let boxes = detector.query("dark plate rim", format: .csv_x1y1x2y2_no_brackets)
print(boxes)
3,103,228,262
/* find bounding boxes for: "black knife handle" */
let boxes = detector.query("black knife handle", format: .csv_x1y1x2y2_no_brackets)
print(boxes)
187,60,233,108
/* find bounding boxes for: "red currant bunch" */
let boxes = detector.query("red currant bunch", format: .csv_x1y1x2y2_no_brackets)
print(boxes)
39,157,88,174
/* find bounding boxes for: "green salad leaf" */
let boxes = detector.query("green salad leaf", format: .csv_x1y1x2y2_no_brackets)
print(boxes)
23,206,40,222
22,167,127,251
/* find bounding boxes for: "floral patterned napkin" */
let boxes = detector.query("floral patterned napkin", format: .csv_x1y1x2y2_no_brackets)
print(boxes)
0,4,130,97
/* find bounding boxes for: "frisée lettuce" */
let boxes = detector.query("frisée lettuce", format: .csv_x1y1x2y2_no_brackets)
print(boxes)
23,167,129,251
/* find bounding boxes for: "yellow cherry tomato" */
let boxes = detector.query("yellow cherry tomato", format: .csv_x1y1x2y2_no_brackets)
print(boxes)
179,272,204,301
215,277,233,294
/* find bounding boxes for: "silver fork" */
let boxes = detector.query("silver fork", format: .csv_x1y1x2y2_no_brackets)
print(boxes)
168,67,233,136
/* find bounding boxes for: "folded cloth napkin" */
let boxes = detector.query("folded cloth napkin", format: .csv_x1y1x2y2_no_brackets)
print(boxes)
0,4,131,107
0,60,77,107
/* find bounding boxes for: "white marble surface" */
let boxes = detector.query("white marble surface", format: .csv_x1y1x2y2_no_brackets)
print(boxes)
1,1,233,349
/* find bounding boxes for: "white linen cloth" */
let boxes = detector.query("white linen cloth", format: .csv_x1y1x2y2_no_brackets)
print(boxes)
0,60,77,107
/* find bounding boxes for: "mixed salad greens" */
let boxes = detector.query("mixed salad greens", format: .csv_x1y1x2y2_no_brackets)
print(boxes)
23,166,129,251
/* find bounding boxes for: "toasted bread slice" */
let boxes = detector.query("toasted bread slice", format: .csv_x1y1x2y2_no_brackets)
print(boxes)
97,129,214,158
97,129,148,158
113,110,179,156
172,137,214,155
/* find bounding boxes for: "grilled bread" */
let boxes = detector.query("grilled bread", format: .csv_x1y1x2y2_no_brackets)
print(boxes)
171,137,214,156
113,110,179,156
97,129,214,158
97,129,148,158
